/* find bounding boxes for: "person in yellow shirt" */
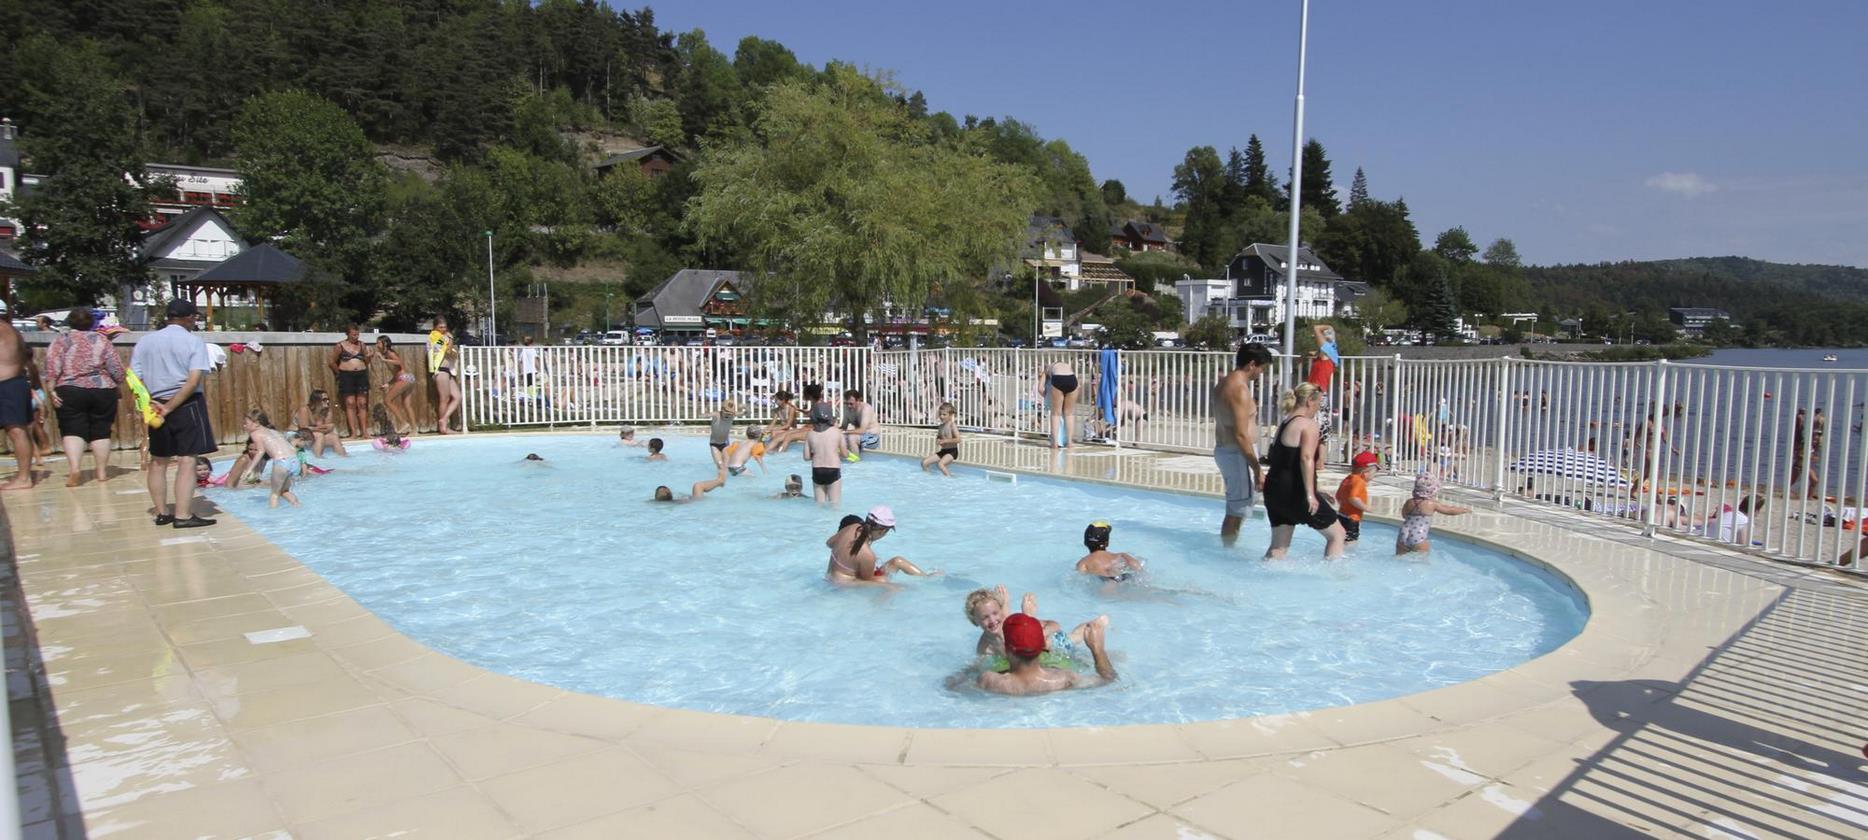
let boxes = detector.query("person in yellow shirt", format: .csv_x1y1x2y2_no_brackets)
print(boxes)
1335,451,1378,543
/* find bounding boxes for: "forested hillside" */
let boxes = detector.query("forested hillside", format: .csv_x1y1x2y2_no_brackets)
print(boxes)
1525,258,1868,346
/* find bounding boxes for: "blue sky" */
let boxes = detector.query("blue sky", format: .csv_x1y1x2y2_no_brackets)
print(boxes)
644,0,1868,268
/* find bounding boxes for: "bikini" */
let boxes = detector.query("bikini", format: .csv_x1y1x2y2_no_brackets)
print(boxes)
1049,371,1078,394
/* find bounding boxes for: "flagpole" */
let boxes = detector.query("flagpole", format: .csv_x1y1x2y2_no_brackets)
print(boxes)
1281,0,1311,388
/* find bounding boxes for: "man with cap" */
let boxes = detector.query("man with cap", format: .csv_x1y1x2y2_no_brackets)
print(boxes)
977,613,1117,696
130,300,218,528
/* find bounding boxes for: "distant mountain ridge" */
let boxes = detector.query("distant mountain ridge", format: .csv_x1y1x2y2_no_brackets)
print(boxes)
1523,256,1868,319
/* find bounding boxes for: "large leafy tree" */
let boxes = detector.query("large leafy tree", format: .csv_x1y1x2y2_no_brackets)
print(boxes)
1314,198,1419,286
688,67,1037,339
1171,145,1229,271
231,89,386,318
5,37,159,305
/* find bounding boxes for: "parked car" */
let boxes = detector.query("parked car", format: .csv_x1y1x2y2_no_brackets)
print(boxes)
600,330,631,346
1245,333,1279,346
1154,337,1185,349
1004,337,1029,348
828,335,857,348
713,334,737,347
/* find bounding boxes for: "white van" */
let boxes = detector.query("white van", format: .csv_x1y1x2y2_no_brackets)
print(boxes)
1245,333,1279,345
600,330,631,346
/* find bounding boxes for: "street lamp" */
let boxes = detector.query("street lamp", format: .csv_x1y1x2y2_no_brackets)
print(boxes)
484,230,496,345
605,292,614,333
1280,0,1313,387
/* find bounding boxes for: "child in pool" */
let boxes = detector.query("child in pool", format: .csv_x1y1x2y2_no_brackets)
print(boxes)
725,425,767,476
1395,470,1470,556
708,401,740,467
1074,521,1144,583
645,437,668,462
370,406,410,452
963,585,1107,662
617,426,644,447
774,474,805,499
920,402,961,476
826,508,936,585
243,410,302,508
193,456,222,488
291,431,335,477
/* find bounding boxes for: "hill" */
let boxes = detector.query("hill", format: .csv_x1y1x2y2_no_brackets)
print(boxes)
1525,257,1868,346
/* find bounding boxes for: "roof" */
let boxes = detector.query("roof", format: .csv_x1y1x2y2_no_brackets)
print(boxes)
141,205,242,262
0,249,34,276
594,146,680,170
633,269,745,327
144,162,242,176
1335,280,1371,301
1111,219,1171,244
190,243,306,286
1077,252,1134,284
1668,307,1730,317
1235,243,1343,282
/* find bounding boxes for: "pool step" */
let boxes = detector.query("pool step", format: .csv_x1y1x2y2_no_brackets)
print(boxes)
984,470,1018,485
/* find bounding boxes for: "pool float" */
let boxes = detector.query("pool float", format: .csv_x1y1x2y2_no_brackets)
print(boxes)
124,370,163,428
372,438,411,452
986,652,1082,673
426,329,451,374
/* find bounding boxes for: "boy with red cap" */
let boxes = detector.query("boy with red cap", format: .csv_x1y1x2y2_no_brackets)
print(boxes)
977,613,1117,695
1336,451,1378,543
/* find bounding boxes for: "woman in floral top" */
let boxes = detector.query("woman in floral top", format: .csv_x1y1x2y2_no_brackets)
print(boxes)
43,309,125,487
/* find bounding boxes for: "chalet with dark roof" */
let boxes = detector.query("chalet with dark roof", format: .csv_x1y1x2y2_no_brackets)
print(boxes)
1108,219,1174,253
633,269,750,334
593,146,681,180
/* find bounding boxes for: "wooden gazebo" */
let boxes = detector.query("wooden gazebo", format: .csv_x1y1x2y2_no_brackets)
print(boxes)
176,243,305,328
0,249,35,320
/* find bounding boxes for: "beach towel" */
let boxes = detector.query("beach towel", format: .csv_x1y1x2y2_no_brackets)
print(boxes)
1097,348,1119,427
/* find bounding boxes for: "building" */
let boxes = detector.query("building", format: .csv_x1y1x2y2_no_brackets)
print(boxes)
0,119,20,241
135,205,247,328
144,163,242,226
633,269,750,336
1172,278,1231,326
1107,219,1174,253
1076,252,1135,290
593,146,680,180
1021,215,1082,288
1668,307,1731,337
1181,244,1358,334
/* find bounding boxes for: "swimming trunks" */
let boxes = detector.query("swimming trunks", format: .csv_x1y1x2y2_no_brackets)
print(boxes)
336,368,369,396
935,446,959,460
147,393,216,458
1338,515,1361,543
1213,444,1256,518
859,432,880,449
1099,572,1134,583
0,376,29,428
812,466,841,486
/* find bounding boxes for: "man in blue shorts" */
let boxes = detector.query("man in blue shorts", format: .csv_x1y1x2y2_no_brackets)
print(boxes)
1212,343,1274,546
0,318,38,490
131,300,218,528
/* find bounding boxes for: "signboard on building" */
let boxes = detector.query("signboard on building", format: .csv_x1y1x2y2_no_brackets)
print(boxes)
1041,320,1063,338
662,315,704,326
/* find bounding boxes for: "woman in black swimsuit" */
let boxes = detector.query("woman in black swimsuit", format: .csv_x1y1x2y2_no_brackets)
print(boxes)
1263,383,1347,560
1044,360,1080,448
330,324,370,438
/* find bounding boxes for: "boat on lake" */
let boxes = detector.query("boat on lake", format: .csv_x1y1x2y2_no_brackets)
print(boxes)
1822,354,1839,362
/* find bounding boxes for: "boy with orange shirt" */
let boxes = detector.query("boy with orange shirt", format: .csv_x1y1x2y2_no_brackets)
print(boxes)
1336,451,1378,543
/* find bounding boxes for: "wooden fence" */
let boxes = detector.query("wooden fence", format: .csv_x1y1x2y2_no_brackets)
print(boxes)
19,332,444,453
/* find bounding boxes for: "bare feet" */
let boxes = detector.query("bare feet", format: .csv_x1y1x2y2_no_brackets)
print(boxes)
1,476,35,491
1021,592,1038,616
64,474,80,488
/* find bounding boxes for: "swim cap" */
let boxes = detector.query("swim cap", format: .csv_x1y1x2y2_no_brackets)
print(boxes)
1352,451,1379,469
866,505,897,528
1002,614,1046,659
810,403,835,429
1413,470,1441,499
1084,521,1112,550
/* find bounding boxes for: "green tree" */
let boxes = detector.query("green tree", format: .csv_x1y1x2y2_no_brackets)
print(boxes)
231,89,386,316
1347,166,1368,209
732,35,806,92
1093,298,1154,349
1172,145,1229,270
5,37,159,305
1299,139,1340,218
1100,179,1128,206
1314,198,1419,286
1481,237,1521,267
1241,134,1280,207
628,96,685,148
1433,226,1478,263
688,67,1037,340
1699,316,1736,345
372,175,476,328
1416,274,1460,340
1183,314,1233,349
590,165,657,233
675,29,741,141
1357,288,1408,335
482,146,592,267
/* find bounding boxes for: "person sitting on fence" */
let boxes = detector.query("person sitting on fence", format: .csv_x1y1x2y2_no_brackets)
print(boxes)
1075,521,1144,584
646,437,668,462
726,425,767,476
617,426,643,447
920,403,961,476
653,463,728,503
1395,469,1471,556
840,389,879,461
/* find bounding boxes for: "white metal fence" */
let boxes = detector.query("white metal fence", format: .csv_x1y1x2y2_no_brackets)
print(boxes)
457,346,1867,573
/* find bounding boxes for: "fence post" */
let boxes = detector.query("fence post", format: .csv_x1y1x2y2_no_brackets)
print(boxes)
1642,358,1669,536
1112,349,1122,450
1388,354,1404,473
460,346,474,434
1493,356,1513,502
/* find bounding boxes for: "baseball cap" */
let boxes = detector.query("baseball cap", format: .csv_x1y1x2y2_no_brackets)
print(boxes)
866,505,896,528
1002,614,1046,659
166,299,199,318
1352,451,1379,469
810,403,835,429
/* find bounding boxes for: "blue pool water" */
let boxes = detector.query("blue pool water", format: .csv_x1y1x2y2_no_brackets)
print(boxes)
210,434,1588,729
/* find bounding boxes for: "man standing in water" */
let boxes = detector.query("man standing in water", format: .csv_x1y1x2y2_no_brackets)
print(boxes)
1213,343,1274,545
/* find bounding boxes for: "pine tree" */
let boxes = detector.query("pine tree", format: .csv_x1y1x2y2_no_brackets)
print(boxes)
1241,134,1280,206
1348,167,1369,209
1299,139,1340,219
1419,273,1460,339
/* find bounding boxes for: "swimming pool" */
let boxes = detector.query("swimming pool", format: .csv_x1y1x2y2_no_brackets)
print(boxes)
210,434,1587,729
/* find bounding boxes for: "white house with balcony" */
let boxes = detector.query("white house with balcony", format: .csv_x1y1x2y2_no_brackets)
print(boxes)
1179,244,1365,337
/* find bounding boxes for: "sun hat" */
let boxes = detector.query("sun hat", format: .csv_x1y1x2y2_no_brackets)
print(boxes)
810,403,835,429
1352,451,1379,469
721,400,740,416
1002,614,1047,659
866,505,897,528
1413,470,1442,499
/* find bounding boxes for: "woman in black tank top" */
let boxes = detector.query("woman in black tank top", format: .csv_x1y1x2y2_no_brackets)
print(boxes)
1263,383,1347,560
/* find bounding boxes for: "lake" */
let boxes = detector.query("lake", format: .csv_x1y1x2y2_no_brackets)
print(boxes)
1699,348,1868,369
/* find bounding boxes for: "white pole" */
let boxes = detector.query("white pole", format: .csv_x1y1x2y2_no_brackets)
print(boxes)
485,231,497,343
1281,0,1311,388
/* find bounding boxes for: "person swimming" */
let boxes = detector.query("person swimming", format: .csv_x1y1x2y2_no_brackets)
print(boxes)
524,453,545,462
646,438,668,461
775,474,805,498
1074,520,1144,583
653,464,727,503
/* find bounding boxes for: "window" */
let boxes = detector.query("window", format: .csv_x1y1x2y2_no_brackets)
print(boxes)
183,191,212,204
0,225,15,239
